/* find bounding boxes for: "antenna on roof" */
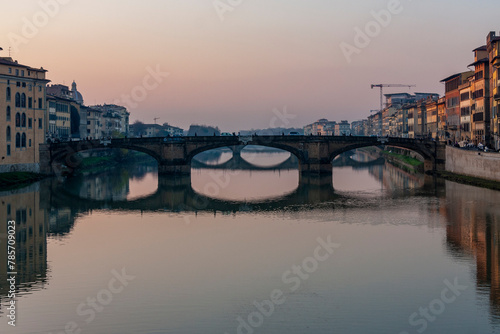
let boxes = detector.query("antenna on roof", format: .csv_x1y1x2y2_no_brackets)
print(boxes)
9,47,11,57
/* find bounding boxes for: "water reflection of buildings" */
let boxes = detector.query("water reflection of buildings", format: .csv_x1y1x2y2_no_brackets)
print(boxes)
0,183,49,304
352,149,426,190
65,163,157,201
445,181,500,321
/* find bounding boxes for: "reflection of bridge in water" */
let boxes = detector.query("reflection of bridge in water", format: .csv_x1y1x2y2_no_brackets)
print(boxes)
331,154,385,169
192,149,385,171
192,149,299,171
49,174,342,213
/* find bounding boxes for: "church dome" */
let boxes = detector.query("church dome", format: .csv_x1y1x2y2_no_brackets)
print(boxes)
71,81,84,105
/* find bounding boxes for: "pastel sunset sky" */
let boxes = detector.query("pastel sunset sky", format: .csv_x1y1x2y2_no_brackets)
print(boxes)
1,0,499,131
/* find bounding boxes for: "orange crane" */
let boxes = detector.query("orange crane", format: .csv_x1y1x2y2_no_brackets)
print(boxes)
371,84,416,111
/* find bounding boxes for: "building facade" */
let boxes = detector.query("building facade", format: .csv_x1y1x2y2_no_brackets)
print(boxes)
303,119,336,136
0,57,49,173
487,32,500,150
441,72,474,143
469,47,490,144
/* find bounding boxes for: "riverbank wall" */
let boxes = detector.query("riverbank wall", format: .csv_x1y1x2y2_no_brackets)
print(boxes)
445,146,500,182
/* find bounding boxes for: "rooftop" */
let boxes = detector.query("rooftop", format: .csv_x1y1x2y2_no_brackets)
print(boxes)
468,57,489,67
0,56,47,72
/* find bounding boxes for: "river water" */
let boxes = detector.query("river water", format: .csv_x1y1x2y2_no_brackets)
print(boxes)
0,149,499,334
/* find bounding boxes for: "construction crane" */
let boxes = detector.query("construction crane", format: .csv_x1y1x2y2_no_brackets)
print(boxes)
371,84,416,112
153,117,160,125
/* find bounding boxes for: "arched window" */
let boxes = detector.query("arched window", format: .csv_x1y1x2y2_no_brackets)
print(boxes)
15,113,20,127
21,113,26,127
15,93,20,108
6,126,11,142
21,93,26,108
6,106,11,121
6,87,11,101
21,133,26,148
16,133,20,148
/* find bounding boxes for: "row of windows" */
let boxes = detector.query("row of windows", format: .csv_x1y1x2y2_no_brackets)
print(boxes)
5,113,43,128
8,68,30,77
6,132,29,148
6,88,44,108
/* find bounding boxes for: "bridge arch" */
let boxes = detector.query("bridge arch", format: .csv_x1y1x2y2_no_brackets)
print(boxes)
47,140,163,175
327,139,440,174
186,142,306,166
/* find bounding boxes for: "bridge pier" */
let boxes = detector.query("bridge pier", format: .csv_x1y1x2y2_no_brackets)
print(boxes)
158,163,191,175
299,161,333,175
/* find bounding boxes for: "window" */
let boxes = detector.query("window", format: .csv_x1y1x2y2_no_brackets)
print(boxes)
39,98,43,109
16,82,20,87
28,118,32,129
21,133,26,148
22,82,26,88
21,93,26,108
473,89,484,99
6,126,11,142
6,87,11,101
15,93,20,108
21,113,26,127
38,86,42,92
15,113,20,127
7,144,10,156
28,97,32,109
29,84,32,92
15,69,19,76
38,118,43,129
15,133,20,148
29,139,31,147
21,70,24,76
8,68,12,74
473,112,484,122
6,106,11,121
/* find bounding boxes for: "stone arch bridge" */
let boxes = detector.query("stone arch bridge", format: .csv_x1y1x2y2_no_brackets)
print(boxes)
40,135,446,175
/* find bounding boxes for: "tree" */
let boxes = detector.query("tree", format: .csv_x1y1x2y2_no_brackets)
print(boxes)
70,105,80,138
132,120,147,137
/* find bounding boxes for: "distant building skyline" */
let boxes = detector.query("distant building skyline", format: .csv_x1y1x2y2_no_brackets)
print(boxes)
1,1,499,131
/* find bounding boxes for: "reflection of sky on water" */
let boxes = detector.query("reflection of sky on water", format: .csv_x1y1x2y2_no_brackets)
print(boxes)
1,151,500,333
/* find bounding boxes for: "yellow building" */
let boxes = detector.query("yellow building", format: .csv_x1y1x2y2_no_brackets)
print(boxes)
0,56,49,173
437,97,447,141
0,184,48,299
46,94,81,140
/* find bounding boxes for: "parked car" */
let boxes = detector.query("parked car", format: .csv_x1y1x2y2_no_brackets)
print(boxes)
289,131,300,135
221,132,233,136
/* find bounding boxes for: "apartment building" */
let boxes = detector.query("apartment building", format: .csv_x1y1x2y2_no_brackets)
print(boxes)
0,56,49,173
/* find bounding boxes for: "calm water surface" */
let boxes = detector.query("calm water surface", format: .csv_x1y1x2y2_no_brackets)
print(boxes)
1,150,499,334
